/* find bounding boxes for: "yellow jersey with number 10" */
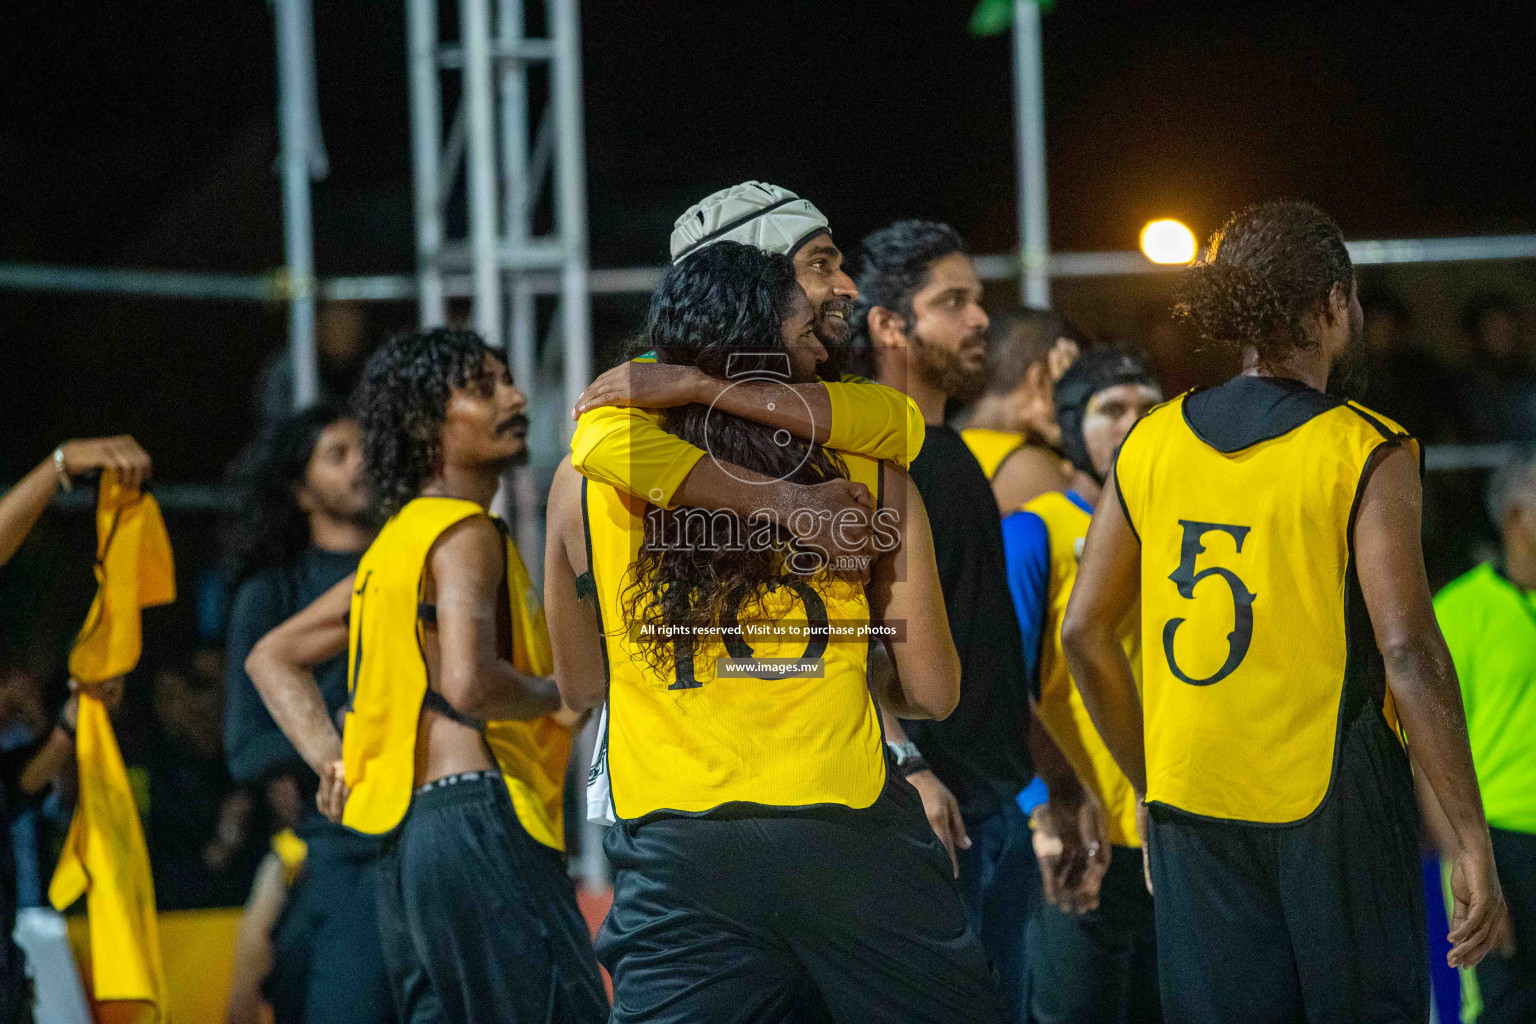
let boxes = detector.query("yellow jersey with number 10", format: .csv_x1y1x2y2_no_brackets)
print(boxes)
1114,385,1415,825
582,454,888,822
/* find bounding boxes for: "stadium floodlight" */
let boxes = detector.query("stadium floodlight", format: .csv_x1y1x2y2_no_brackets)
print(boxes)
1140,219,1198,265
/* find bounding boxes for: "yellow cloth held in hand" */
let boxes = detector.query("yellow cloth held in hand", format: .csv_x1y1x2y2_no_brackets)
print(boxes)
52,469,173,1022
49,696,168,1024
67,470,176,685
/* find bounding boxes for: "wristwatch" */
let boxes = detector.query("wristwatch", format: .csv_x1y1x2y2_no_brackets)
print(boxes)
886,741,930,777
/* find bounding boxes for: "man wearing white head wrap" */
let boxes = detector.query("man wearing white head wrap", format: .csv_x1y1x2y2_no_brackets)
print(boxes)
568,180,924,521
669,181,831,262
671,181,851,348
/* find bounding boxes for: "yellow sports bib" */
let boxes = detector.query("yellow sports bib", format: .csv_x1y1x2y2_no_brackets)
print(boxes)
583,455,888,821
1023,490,1142,847
960,427,1026,480
1115,390,1415,824
343,497,571,848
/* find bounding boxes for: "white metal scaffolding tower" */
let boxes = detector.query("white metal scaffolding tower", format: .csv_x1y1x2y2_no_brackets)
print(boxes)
404,0,590,570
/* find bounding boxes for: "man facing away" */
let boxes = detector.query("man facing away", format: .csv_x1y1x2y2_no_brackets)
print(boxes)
1064,201,1505,1023
246,329,607,1024
960,307,1081,512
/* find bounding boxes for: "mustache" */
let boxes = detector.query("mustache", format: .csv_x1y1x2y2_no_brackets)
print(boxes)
820,297,853,318
496,413,529,435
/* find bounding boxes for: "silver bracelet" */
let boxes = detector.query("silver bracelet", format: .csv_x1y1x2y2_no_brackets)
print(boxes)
52,446,72,493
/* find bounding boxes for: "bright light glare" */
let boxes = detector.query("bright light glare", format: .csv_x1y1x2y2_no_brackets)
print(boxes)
1140,219,1197,264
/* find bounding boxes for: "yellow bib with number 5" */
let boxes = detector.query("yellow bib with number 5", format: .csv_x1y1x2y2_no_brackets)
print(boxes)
1115,390,1414,824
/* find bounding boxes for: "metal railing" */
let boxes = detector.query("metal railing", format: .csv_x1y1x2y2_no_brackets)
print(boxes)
5,233,1535,307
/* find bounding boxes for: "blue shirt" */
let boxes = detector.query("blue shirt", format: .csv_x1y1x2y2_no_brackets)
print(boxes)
1002,490,1093,816
1001,490,1094,694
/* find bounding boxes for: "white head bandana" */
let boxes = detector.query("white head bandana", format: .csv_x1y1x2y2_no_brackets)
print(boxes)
669,181,831,263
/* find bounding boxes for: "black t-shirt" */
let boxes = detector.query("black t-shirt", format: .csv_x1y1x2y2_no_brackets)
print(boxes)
903,424,1035,824
224,546,365,841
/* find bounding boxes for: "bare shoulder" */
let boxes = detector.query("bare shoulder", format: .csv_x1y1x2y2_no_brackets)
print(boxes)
549,456,586,529
993,444,1069,504
1358,440,1423,514
878,461,915,520
429,512,504,587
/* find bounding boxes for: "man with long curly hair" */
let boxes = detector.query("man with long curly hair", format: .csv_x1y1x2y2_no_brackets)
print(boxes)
545,242,1006,1024
245,330,607,1024
1063,201,1506,1022
221,404,385,1024
222,405,390,1024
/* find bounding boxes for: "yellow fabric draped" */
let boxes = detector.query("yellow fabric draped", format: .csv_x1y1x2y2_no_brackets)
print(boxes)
67,471,176,685
53,469,173,1023
49,696,167,1024
482,532,573,851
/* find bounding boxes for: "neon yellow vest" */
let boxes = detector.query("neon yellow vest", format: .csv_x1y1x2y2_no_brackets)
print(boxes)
1023,490,1142,847
583,455,888,820
343,497,572,848
960,427,1027,480
1116,394,1415,824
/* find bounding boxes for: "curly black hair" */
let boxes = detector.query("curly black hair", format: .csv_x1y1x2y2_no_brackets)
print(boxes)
625,241,850,674
1172,201,1353,364
224,402,355,583
353,327,502,517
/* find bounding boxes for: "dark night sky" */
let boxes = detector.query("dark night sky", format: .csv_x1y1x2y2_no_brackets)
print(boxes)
2,0,1535,482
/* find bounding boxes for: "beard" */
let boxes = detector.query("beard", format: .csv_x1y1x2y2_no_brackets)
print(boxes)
911,328,987,403
1326,300,1369,398
815,296,853,348
316,480,377,526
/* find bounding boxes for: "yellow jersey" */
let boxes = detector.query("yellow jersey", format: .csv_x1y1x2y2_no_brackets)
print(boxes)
960,427,1026,480
1115,377,1416,824
342,497,572,848
1015,490,1142,846
581,455,889,821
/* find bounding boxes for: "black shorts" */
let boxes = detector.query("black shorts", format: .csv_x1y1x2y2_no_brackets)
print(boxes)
1148,708,1427,1024
596,775,1006,1024
1030,844,1159,1024
375,773,608,1024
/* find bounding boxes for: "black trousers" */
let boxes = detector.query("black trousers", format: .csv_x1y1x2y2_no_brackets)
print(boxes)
597,776,1007,1024
953,796,1040,1024
1148,709,1427,1024
375,775,608,1024
266,828,395,1024
1030,844,1159,1024
1475,826,1536,1024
